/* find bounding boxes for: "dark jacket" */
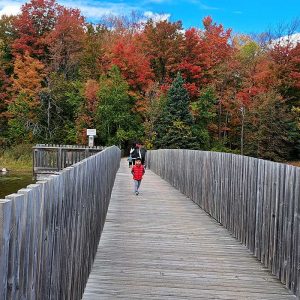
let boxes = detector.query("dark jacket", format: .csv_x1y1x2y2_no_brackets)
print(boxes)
131,147,147,165
139,148,147,160
130,147,140,159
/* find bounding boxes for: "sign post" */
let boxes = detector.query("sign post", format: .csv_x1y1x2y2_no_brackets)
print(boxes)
87,129,96,147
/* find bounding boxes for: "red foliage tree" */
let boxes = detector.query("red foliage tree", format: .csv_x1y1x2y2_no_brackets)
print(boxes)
108,36,154,93
290,43,300,89
269,41,298,97
46,7,85,78
201,16,233,78
139,19,184,84
12,0,62,59
177,28,205,98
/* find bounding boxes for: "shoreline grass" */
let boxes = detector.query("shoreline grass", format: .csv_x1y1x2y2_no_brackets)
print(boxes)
287,161,300,168
0,144,33,173
0,156,32,173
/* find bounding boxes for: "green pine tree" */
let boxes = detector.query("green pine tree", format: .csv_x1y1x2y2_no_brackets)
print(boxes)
95,66,141,147
192,87,217,149
154,73,196,149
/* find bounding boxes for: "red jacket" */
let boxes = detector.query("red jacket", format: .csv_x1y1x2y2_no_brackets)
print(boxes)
131,164,145,180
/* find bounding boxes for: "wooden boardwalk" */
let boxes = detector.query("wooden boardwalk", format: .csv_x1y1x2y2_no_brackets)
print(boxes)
82,159,296,300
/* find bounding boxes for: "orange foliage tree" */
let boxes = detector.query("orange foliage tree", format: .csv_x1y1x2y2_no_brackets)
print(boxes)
7,52,45,141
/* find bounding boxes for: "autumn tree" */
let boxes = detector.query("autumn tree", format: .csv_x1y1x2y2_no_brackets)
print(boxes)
198,17,235,148
176,28,206,99
0,15,16,73
140,20,184,84
7,52,45,142
79,24,108,80
109,36,154,93
201,16,232,81
290,43,300,90
12,0,62,60
47,7,85,79
142,82,166,148
0,69,11,145
290,43,300,157
272,41,300,158
240,38,300,160
243,90,295,161
230,40,263,152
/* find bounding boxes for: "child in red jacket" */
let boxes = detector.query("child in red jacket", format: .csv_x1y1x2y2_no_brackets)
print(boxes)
131,157,145,195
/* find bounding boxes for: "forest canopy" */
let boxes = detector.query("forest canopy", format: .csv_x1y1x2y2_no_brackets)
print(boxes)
0,0,299,162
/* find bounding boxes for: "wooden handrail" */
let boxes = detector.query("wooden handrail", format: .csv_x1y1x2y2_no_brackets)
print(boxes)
147,149,300,298
0,146,121,300
33,144,104,179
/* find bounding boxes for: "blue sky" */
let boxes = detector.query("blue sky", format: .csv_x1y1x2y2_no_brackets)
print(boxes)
0,0,299,34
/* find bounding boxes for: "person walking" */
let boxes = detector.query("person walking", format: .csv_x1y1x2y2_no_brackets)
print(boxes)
131,157,145,195
138,143,147,167
130,143,139,166
127,143,136,168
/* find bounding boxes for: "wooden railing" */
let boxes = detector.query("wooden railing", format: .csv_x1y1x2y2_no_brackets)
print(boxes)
0,146,120,300
33,144,104,179
147,149,300,298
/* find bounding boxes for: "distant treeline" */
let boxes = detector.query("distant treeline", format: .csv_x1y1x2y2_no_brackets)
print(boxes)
0,0,299,161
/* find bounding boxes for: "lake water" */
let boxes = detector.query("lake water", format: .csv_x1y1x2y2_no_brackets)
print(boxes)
0,172,35,199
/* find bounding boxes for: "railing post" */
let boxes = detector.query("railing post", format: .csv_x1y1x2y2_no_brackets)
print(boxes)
0,199,12,300
57,147,62,171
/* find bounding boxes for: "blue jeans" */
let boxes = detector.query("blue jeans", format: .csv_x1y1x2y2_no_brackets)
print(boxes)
134,180,141,192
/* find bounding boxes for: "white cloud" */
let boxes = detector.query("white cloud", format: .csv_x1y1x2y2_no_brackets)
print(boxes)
0,0,23,16
62,1,171,24
143,11,170,22
270,33,300,48
61,1,139,19
0,0,140,20
0,0,171,24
